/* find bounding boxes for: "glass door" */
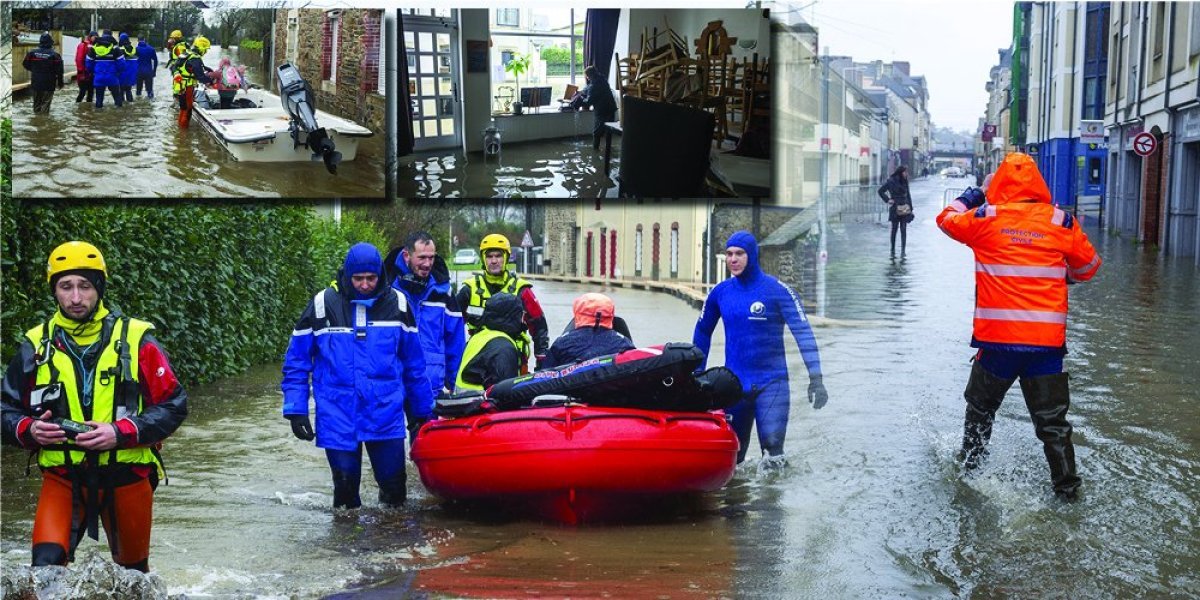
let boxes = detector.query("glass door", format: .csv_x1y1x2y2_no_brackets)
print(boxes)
404,11,461,151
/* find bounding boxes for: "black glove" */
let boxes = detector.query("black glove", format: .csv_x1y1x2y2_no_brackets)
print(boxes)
408,416,430,449
957,187,986,209
807,375,828,410
286,414,315,441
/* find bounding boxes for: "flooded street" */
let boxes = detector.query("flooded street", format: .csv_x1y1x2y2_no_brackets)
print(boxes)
4,186,1200,596
10,47,384,199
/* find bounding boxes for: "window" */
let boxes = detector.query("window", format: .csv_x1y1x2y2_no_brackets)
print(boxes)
322,11,340,85
496,9,520,27
490,9,586,114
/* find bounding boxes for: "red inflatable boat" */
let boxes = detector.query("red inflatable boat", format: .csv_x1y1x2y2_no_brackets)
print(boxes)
410,405,739,524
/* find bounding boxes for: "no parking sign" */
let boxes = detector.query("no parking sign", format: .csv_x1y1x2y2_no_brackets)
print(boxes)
1133,132,1157,157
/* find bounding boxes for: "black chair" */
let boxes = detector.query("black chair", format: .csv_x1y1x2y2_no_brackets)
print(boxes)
618,96,715,198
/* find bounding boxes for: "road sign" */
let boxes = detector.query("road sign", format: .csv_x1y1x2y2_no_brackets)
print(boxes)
1079,120,1105,143
1133,132,1157,157
520,230,534,248
820,138,831,152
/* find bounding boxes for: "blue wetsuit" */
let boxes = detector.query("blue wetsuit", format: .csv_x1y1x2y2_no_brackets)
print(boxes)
692,231,822,461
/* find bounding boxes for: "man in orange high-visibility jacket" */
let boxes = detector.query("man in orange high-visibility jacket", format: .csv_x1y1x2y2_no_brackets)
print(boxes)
937,152,1101,501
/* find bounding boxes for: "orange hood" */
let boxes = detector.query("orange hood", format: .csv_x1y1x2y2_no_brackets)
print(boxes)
986,152,1052,205
573,293,615,329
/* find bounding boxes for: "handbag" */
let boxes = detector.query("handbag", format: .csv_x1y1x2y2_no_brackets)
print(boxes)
895,203,913,217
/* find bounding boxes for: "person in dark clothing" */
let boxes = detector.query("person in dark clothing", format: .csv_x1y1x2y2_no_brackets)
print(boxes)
22,33,65,114
86,33,124,108
74,31,96,103
878,165,915,256
580,65,618,150
455,294,526,392
117,33,137,102
135,38,158,98
543,293,635,369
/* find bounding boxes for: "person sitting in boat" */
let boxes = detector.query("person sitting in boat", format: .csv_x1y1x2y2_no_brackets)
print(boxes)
281,242,434,508
542,293,634,370
212,57,248,109
173,35,216,128
455,293,525,393
455,234,551,371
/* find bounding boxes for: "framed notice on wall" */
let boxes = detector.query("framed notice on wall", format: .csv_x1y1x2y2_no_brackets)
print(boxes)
466,40,488,73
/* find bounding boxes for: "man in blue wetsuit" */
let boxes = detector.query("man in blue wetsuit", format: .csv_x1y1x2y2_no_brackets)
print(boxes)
693,230,828,463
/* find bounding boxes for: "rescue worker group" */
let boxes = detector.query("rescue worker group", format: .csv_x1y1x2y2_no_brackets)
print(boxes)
1,153,1098,574
22,29,242,129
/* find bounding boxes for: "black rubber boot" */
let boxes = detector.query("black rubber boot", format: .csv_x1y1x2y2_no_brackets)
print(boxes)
1020,372,1081,500
378,475,408,507
331,470,362,509
959,361,1015,470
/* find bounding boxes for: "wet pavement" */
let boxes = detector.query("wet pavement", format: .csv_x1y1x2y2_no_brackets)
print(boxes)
3,183,1200,596
10,47,384,199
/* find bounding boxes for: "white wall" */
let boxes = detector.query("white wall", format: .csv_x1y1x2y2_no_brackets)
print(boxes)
460,9,493,153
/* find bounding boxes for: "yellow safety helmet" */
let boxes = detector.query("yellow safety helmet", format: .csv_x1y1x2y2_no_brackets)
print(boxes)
47,241,107,285
479,233,511,256
192,35,211,54
170,29,183,39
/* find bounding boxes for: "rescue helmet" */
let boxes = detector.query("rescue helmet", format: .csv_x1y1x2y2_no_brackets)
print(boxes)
479,233,511,256
46,241,108,297
170,29,183,39
192,35,211,54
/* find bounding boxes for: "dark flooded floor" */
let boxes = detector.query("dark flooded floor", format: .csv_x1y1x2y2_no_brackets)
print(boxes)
397,135,766,200
10,47,385,199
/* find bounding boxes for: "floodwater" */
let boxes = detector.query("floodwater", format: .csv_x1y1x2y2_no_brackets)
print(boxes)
399,112,618,199
10,46,384,199
4,188,1200,596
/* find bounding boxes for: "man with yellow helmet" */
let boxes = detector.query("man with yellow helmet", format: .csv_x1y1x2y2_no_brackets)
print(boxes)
1,242,188,572
454,233,550,372
173,35,215,128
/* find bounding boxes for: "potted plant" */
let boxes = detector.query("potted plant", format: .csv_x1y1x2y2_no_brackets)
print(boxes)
504,52,531,114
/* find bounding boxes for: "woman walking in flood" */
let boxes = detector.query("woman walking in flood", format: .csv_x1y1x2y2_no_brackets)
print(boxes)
879,166,915,256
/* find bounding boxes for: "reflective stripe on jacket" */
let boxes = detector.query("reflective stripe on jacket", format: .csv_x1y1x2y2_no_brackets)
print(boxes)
937,201,1101,349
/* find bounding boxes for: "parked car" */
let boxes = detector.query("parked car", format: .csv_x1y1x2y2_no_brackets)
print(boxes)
452,248,479,265
941,166,964,178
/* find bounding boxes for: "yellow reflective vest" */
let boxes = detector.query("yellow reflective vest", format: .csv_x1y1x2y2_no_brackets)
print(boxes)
455,329,518,392
26,316,162,476
461,273,532,359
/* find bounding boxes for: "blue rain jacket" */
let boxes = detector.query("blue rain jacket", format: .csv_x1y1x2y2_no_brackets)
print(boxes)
85,39,121,87
390,253,467,394
117,37,137,86
135,41,158,76
282,266,434,451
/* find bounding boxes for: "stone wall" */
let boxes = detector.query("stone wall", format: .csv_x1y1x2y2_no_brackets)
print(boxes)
273,9,385,134
711,202,814,303
543,203,579,276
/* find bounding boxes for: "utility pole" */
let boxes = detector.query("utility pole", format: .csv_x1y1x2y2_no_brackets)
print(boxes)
817,48,829,318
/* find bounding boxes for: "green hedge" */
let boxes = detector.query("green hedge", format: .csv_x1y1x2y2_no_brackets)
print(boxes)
239,39,264,50
0,200,386,387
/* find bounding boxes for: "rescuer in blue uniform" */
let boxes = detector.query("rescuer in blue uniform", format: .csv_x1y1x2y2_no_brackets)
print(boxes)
281,243,433,508
693,230,828,463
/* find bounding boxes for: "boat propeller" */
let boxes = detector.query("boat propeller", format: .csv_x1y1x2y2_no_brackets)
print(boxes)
277,62,341,175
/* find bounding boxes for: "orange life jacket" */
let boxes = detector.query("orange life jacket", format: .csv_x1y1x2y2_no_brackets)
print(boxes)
937,153,1101,349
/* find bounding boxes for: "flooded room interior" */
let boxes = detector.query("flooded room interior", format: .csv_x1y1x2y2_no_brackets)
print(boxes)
397,7,773,199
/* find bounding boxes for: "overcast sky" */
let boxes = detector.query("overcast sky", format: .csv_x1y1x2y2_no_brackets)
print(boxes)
804,0,1015,133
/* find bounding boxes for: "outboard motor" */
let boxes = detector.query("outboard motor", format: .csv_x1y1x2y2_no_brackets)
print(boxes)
276,62,341,174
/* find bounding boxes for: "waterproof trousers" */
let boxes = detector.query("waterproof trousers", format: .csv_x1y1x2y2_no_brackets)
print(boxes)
32,471,153,572
177,86,194,128
728,379,790,463
324,438,408,509
94,86,122,108
959,352,1080,498
136,74,154,98
32,90,54,114
75,79,94,103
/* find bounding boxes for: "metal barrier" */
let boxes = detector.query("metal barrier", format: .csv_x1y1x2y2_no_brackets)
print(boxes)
827,185,887,224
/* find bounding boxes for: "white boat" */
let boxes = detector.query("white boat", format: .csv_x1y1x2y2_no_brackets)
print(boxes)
192,85,373,169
